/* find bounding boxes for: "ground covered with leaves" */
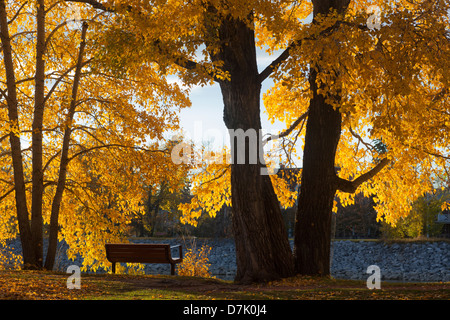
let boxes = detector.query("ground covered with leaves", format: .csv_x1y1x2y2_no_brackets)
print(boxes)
0,270,448,300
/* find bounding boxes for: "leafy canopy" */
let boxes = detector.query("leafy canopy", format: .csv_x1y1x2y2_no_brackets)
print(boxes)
100,0,450,227
0,0,190,270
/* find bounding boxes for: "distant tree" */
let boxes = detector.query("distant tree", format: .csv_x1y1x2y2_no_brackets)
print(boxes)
381,192,446,239
188,205,233,238
129,138,191,238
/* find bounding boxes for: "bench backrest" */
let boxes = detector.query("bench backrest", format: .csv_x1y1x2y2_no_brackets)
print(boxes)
105,244,172,264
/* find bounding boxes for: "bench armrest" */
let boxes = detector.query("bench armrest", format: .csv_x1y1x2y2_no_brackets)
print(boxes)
170,245,182,259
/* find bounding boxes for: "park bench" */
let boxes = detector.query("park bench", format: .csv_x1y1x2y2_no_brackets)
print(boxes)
105,243,183,275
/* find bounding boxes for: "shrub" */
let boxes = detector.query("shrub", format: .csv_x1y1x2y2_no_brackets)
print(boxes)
178,239,213,278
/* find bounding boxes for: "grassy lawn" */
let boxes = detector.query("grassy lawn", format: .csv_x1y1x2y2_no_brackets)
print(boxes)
0,270,448,300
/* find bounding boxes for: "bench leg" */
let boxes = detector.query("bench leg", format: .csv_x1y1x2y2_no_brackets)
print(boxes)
112,262,116,274
171,263,175,275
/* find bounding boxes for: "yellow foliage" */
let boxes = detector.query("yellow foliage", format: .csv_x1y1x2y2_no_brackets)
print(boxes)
160,0,450,227
261,0,450,226
178,145,298,226
178,242,214,278
2,0,449,272
0,241,22,270
0,0,191,271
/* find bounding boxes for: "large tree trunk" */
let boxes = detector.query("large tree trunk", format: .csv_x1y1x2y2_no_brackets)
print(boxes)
294,68,341,275
0,0,36,268
293,0,349,276
215,16,294,283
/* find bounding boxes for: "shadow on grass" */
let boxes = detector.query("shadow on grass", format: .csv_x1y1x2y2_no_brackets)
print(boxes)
0,270,448,300
84,273,450,300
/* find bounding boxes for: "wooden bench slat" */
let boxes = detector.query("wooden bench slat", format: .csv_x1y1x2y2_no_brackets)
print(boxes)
109,258,170,263
107,250,167,256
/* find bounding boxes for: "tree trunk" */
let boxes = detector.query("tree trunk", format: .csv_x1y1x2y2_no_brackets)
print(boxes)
30,0,46,269
215,16,294,283
293,0,349,276
0,0,36,268
293,68,341,275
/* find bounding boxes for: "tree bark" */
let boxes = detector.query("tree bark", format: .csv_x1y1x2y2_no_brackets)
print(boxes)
0,0,36,268
293,0,351,276
294,67,342,275
214,15,294,283
293,66,388,275
45,23,88,270
30,0,46,269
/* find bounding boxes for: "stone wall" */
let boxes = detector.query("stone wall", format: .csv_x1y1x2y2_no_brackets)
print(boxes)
330,240,450,282
2,238,449,282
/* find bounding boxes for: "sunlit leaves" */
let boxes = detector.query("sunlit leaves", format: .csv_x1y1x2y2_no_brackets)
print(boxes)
178,240,214,278
179,152,231,227
261,0,450,226
112,0,450,228
0,0,190,271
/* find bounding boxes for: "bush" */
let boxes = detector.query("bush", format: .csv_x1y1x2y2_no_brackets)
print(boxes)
178,238,214,278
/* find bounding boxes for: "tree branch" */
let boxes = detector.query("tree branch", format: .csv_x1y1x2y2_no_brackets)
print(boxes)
0,133,8,143
45,12,105,50
67,144,167,162
258,20,369,83
0,146,32,160
258,44,295,83
43,58,92,105
199,166,230,187
348,125,376,153
0,87,6,100
263,111,308,145
335,158,389,193
0,186,14,202
8,1,28,25
410,145,450,161
66,0,222,83
43,149,61,173
172,56,200,71
64,0,111,12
